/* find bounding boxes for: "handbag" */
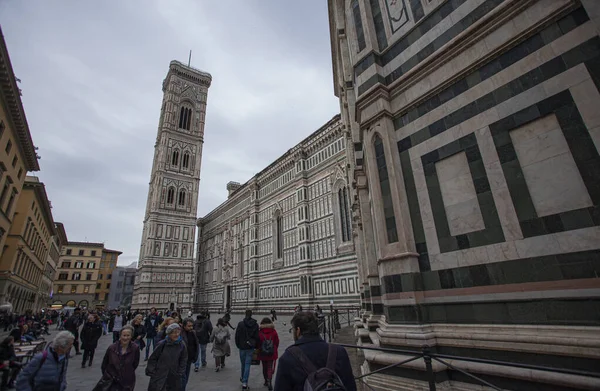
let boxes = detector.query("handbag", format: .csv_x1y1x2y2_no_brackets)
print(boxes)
92,377,113,391
251,349,260,366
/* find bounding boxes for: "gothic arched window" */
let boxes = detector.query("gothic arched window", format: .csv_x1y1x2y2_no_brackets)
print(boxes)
338,187,352,242
178,189,186,206
172,150,180,166
273,212,283,259
182,152,190,169
178,106,192,131
374,135,398,243
166,187,175,204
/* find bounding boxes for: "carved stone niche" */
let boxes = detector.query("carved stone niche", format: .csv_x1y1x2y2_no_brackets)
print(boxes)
273,259,284,269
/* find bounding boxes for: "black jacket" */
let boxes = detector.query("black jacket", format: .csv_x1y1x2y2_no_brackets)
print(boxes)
235,317,259,351
144,313,162,338
80,321,103,350
274,334,356,391
194,318,213,345
181,329,199,364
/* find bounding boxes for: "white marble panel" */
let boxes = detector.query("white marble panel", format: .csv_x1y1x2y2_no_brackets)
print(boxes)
445,198,485,236
438,172,476,206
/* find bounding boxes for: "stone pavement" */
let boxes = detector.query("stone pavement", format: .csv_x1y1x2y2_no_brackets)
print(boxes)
58,313,296,391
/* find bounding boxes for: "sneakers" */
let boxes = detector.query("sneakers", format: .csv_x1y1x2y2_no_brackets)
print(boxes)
215,366,220,372
194,367,198,372
242,385,249,390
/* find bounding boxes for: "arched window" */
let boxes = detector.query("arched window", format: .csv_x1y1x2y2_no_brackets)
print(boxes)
178,189,186,206
182,152,190,169
178,106,192,131
172,150,180,166
274,212,283,259
167,187,175,204
338,187,352,242
374,135,398,243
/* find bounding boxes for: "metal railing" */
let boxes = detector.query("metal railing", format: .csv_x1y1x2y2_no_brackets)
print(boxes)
333,343,600,391
318,307,360,342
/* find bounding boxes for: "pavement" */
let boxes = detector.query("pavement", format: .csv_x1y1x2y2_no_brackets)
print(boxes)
43,313,297,391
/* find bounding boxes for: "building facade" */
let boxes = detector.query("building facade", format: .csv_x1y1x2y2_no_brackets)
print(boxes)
0,176,56,312
95,248,121,308
328,0,600,389
107,265,136,310
0,27,40,259
193,116,361,313
132,61,212,311
44,222,67,307
53,242,105,309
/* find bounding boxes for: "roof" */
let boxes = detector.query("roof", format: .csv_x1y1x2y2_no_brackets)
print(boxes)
54,222,68,247
23,176,56,236
66,241,105,248
0,27,39,171
102,248,123,255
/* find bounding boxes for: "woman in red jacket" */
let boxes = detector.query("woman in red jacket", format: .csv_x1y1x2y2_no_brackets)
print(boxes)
257,317,279,391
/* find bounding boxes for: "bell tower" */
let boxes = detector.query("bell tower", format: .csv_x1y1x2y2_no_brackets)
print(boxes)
132,60,212,311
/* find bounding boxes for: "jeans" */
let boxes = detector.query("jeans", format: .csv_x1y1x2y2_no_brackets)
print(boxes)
181,362,192,391
239,349,253,385
195,344,207,368
112,331,120,343
145,336,157,359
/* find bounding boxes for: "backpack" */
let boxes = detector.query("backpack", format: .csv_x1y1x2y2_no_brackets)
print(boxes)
289,344,347,391
260,335,274,356
214,328,228,345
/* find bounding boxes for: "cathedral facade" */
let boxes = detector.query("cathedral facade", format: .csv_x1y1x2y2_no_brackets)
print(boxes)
192,115,361,312
131,61,211,312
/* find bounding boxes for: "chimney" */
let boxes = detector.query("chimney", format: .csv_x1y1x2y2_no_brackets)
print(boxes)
226,181,241,198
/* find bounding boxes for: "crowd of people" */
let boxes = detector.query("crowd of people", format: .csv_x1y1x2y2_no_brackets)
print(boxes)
1,306,357,391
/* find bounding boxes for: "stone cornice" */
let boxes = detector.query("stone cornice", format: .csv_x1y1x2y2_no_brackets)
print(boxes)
0,27,39,172
167,60,212,89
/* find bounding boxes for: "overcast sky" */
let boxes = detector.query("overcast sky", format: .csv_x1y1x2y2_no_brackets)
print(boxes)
0,1,339,265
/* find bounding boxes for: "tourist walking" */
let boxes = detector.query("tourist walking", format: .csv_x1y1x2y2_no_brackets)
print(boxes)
193,313,212,371
16,331,75,391
131,314,147,351
258,317,280,391
80,314,103,368
270,309,277,321
275,311,356,391
209,318,231,372
0,337,22,390
64,308,82,355
97,325,140,391
109,310,126,343
144,307,162,361
235,310,259,390
156,317,175,342
146,323,187,391
180,319,199,390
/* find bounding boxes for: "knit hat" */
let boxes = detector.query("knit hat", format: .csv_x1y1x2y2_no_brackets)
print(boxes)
166,323,181,335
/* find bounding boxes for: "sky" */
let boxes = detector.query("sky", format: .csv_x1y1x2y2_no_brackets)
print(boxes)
0,1,340,265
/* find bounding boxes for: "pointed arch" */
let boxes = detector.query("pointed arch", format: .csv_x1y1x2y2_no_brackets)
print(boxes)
178,189,186,206
178,104,193,131
182,151,191,170
272,209,283,260
167,187,175,204
171,149,180,166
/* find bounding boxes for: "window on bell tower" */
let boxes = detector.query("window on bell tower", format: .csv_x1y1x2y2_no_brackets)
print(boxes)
167,187,175,204
178,189,186,206
172,150,180,166
178,106,192,131
182,152,190,170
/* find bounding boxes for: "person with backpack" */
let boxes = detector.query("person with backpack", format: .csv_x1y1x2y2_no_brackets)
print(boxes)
274,311,356,391
235,309,259,390
209,318,231,372
146,323,187,391
15,331,75,391
193,313,212,371
257,317,280,391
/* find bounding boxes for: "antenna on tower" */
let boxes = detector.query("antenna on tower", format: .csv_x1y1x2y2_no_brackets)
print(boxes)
188,50,192,67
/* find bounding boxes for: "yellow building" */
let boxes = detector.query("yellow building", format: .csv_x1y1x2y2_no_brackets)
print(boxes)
96,248,121,309
44,222,67,307
53,242,121,309
0,27,40,258
0,176,56,312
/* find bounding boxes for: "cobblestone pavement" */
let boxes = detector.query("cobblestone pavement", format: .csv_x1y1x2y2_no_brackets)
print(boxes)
47,313,296,391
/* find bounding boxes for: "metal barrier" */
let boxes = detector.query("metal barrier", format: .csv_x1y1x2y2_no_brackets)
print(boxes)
333,343,600,391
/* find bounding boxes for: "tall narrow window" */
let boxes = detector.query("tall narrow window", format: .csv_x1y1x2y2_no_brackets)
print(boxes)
167,187,175,204
178,189,186,206
352,0,366,52
275,214,283,259
182,152,190,169
338,187,352,242
374,135,398,243
172,150,180,166
178,107,192,131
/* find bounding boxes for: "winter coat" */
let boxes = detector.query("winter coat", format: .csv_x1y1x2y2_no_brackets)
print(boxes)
81,321,103,350
143,314,162,338
15,345,69,391
146,338,187,391
235,317,259,351
100,342,140,391
181,329,199,364
194,318,213,345
257,323,279,361
131,322,146,350
274,334,357,391
64,314,81,334
209,325,231,358
0,342,16,362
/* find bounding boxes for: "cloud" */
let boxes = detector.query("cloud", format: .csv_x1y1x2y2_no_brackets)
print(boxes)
0,0,339,265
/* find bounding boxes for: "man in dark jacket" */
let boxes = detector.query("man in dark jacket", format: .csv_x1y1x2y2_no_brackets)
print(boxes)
235,309,259,390
146,323,187,391
144,307,162,361
108,310,126,343
274,311,356,391
193,313,212,370
181,319,199,390
64,307,82,355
